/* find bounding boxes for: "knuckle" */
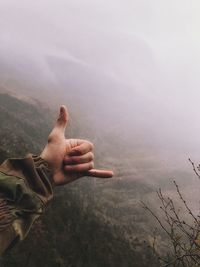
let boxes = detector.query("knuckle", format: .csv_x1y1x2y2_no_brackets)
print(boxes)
90,142,94,150
88,152,94,161
85,140,94,150
89,162,94,170
47,130,60,143
47,134,54,143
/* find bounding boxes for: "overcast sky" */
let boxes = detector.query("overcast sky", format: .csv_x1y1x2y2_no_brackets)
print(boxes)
0,0,200,161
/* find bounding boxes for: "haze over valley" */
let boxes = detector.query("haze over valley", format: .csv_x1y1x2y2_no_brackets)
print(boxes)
0,1,200,266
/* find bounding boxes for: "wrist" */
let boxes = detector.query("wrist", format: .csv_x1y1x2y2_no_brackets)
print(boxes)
33,155,54,187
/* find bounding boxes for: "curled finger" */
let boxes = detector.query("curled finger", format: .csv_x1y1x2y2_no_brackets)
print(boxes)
64,152,94,165
68,140,94,156
64,162,94,173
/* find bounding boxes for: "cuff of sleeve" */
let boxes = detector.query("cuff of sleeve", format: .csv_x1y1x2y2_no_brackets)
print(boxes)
0,155,54,253
32,155,54,186
32,154,54,204
0,154,54,205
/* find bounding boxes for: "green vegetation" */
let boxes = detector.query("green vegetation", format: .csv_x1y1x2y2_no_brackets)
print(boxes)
0,93,159,267
0,93,52,160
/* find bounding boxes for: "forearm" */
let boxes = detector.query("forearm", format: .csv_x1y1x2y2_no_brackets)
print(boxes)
0,154,53,255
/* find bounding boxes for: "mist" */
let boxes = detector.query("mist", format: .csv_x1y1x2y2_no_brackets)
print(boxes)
0,0,200,175
1,2,200,265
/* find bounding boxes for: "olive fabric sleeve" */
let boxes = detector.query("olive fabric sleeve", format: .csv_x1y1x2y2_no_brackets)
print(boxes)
0,154,54,255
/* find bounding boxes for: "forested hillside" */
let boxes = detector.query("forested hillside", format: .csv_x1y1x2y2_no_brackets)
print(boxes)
0,92,159,267
0,93,52,162
1,1,200,265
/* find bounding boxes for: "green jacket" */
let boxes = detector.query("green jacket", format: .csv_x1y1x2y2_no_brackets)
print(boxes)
0,154,53,255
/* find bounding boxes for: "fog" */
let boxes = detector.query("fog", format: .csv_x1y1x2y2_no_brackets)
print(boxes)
1,0,200,171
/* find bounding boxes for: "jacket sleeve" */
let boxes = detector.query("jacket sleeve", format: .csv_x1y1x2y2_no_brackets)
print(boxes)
0,154,54,255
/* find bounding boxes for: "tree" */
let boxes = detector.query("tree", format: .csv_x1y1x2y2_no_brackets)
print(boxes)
143,159,200,266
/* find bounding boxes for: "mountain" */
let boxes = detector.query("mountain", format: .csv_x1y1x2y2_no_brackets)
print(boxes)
0,92,159,267
0,93,52,163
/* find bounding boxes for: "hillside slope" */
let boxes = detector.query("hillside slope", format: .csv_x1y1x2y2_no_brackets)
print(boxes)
0,93,159,267
0,93,53,162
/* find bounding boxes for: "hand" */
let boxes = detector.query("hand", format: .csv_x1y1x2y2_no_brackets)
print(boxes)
40,105,114,186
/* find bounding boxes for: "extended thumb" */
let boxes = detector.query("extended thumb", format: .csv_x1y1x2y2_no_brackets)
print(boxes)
55,105,69,130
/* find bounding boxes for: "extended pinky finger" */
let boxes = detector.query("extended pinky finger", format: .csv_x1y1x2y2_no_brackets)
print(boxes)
86,169,114,178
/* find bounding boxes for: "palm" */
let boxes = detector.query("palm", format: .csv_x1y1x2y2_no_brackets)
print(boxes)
40,106,113,186
43,139,88,186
